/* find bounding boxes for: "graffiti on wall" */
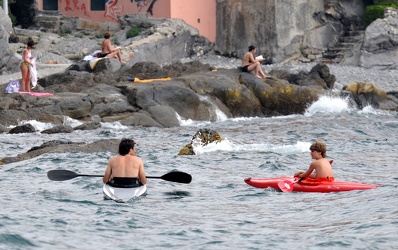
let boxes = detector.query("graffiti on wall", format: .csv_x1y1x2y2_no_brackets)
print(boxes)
104,0,124,20
81,3,89,16
73,0,79,10
62,0,89,17
131,0,158,15
65,0,72,11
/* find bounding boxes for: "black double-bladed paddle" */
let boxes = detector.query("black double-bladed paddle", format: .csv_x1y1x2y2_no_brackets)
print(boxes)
47,170,192,184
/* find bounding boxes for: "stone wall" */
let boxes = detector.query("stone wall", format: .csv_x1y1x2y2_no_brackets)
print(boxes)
216,0,365,64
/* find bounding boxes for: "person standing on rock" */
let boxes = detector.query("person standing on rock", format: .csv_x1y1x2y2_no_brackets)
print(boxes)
100,32,126,64
241,45,269,79
20,40,35,92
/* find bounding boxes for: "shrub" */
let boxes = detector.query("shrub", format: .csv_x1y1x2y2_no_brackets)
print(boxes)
112,36,120,46
365,3,398,25
9,12,16,25
59,29,72,37
373,0,398,4
126,27,141,39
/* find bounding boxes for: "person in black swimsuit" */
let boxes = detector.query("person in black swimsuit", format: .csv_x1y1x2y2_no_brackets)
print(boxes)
103,138,147,186
98,52,110,58
241,45,269,79
100,32,126,63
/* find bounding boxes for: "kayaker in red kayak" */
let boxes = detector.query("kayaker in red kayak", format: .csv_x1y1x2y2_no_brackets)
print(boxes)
294,141,334,182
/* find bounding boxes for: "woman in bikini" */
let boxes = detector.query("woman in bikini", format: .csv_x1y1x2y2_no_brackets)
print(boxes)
100,32,126,63
241,45,269,79
20,40,35,92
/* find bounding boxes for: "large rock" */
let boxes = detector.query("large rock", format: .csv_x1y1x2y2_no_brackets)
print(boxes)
361,12,398,70
0,6,13,33
178,129,223,155
342,82,398,110
0,7,20,74
0,139,119,165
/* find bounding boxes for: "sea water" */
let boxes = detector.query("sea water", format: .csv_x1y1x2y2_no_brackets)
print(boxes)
0,95,397,249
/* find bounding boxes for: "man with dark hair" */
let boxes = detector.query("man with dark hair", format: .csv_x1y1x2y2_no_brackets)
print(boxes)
241,45,269,79
294,141,334,182
103,138,146,187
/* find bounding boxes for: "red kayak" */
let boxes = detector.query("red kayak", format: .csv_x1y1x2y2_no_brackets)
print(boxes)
244,176,378,193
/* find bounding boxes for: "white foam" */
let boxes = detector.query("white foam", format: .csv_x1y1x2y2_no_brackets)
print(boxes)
17,120,54,131
305,95,351,116
101,121,129,130
192,138,311,155
176,113,211,127
62,116,83,127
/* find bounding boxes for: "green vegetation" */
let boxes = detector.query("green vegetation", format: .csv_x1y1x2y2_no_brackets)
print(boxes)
59,29,72,37
1,0,17,25
373,0,398,4
112,36,120,46
126,27,141,39
9,12,16,25
365,1,398,25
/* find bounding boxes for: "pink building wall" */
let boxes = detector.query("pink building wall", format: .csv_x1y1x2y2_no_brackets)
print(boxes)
170,0,216,42
37,0,216,42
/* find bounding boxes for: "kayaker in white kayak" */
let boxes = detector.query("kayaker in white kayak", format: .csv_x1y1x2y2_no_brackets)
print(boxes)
103,138,147,187
294,141,334,182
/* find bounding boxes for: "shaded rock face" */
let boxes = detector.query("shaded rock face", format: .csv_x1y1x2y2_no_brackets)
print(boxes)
178,129,223,155
9,0,37,29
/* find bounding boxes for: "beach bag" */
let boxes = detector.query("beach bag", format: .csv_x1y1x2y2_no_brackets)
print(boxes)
5,79,20,93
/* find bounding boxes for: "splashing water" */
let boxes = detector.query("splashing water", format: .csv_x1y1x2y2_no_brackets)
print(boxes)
304,95,351,116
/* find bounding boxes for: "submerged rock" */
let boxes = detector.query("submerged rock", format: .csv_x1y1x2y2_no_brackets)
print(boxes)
178,128,223,155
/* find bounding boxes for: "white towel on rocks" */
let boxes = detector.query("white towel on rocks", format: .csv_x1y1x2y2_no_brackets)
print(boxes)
29,57,37,89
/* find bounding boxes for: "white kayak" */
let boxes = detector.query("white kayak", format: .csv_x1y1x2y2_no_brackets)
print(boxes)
103,184,147,202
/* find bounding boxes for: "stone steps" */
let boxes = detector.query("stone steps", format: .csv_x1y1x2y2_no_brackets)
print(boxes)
321,28,364,64
35,11,61,33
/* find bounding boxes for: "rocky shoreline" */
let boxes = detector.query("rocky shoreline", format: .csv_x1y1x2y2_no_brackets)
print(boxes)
2,54,398,93
1,13,398,135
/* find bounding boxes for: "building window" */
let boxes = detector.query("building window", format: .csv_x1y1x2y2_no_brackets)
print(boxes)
43,0,58,10
91,0,106,11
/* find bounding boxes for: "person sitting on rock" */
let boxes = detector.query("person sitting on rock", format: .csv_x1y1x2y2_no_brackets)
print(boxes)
241,45,269,79
99,32,126,64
